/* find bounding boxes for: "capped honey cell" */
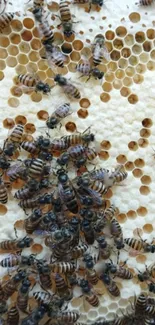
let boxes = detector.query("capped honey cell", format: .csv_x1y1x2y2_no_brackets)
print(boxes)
10,33,21,44
135,31,146,43
133,74,144,84
31,39,42,51
0,36,10,47
120,87,131,97
21,30,33,42
23,18,34,29
73,40,83,51
140,186,150,195
143,224,153,233
31,92,42,103
11,19,23,32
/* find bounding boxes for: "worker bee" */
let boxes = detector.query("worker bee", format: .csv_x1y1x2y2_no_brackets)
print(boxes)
0,253,36,268
135,294,147,315
62,128,95,148
17,278,31,312
37,211,57,231
57,169,78,214
0,12,14,33
100,273,120,297
24,208,42,234
24,157,46,179
46,103,71,129
0,152,10,170
21,305,47,325
50,262,76,273
21,140,39,155
29,0,45,9
71,243,88,259
81,219,95,245
2,269,26,300
109,217,124,249
79,279,100,307
4,124,24,155
124,237,155,253
83,254,99,285
19,192,52,211
55,273,72,300
6,161,27,182
43,43,66,68
104,205,117,221
105,260,133,280
76,59,104,81
73,0,103,11
59,0,74,37
33,291,53,304
16,73,51,94
139,0,154,5
54,74,81,99
0,236,33,251
145,304,155,316
14,179,39,200
7,305,19,325
33,7,54,42
92,35,110,65
96,236,112,260
50,138,68,151
37,264,52,290
0,176,8,204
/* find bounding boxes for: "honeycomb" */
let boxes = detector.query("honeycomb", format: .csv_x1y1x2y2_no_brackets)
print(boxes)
0,0,155,324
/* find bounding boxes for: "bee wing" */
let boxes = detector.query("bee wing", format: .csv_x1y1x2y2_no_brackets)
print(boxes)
6,162,24,177
83,187,103,206
0,0,7,14
100,45,111,61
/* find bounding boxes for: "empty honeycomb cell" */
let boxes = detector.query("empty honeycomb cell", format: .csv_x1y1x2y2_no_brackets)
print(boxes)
141,175,151,185
121,47,131,58
124,34,134,46
150,49,155,60
118,58,128,69
143,224,153,233
105,41,113,53
36,71,47,81
19,42,31,53
31,244,43,254
98,306,108,315
116,154,127,164
15,115,27,125
116,26,127,38
142,118,152,128
120,87,131,97
3,118,15,129
65,121,77,132
105,30,115,40
100,140,111,150
136,63,146,74
30,38,42,51
77,109,88,119
0,71,4,80
37,110,49,120
45,78,55,87
128,94,138,105
143,41,152,52
21,30,32,42
24,123,36,134
117,213,127,223
73,40,83,51
38,59,49,71
132,168,143,178
115,69,125,79
100,92,111,102
0,49,8,59
140,185,150,195
107,61,118,71
6,56,17,68
46,68,55,78
98,150,109,160
136,255,147,264
28,51,40,62
31,92,42,103
70,51,81,62
110,50,120,61
147,60,155,71
8,97,20,108
132,44,142,55
139,53,149,63
23,18,34,29
32,26,40,38
0,205,7,215
104,71,115,82
129,55,139,66
128,141,138,151
80,98,91,108
140,128,151,138
0,36,10,47
27,62,38,74
7,45,19,56
129,12,141,23
61,43,72,54
11,19,23,32
138,138,149,148
10,33,21,44
125,66,135,77
0,60,6,70
135,31,145,43
17,54,29,65
146,28,155,39
68,62,76,72
113,38,124,50
102,82,112,92
127,210,137,219
133,74,144,84
113,79,122,89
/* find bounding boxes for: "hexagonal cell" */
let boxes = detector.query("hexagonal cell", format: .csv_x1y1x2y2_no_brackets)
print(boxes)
136,255,147,264
31,244,43,254
110,50,120,61
107,61,117,71
37,110,49,120
121,47,131,58
0,205,7,215
128,141,138,151
24,123,36,134
129,55,139,66
102,82,112,92
27,62,38,74
127,210,137,219
124,34,134,46
134,158,145,168
77,109,88,119
10,33,21,44
29,51,40,62
120,87,131,97
0,48,8,59
141,175,151,185
0,36,10,47
129,12,141,23
31,92,42,103
140,128,151,138
116,154,127,164
142,118,152,128
138,138,149,148
100,92,111,102
15,115,27,125
132,44,142,55
115,26,127,38
61,42,72,54
143,224,153,233
80,98,91,109
105,30,115,40
15,64,27,75
72,40,83,51
136,63,146,74
0,71,4,80
23,18,34,29
19,42,31,54
11,86,23,97
65,121,77,132
117,213,127,223
6,56,17,67
11,19,23,32
104,71,115,82
0,60,6,70
140,186,150,195
115,69,125,79
17,54,29,65
8,97,20,107
21,30,33,42
135,31,145,43
143,41,152,52
128,94,138,105
30,38,42,51
132,168,143,178
147,28,155,40
113,38,124,50
137,206,147,216
70,51,80,62
125,66,135,77
7,45,19,56
37,59,49,71
150,49,155,61
118,58,128,69
113,79,122,89
123,77,133,87
98,150,109,160
100,140,111,150
133,74,144,84
147,60,155,71
3,118,15,129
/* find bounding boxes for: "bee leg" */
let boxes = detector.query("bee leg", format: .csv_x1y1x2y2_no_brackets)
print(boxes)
14,226,18,238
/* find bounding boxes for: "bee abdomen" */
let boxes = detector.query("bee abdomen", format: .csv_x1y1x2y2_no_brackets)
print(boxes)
21,141,39,154
124,238,142,251
0,184,8,204
0,13,14,32
33,291,51,303
50,262,75,273
10,124,24,143
7,306,19,325
28,158,44,178
60,1,71,22
86,294,99,307
0,254,20,267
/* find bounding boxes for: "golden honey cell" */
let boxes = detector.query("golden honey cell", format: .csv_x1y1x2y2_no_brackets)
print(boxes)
0,36,10,47
132,44,142,55
0,48,8,59
102,82,112,92
107,61,118,71
127,210,137,219
133,74,144,84
8,97,20,108
100,140,111,150
24,123,36,134
128,141,138,151
104,71,115,82
100,92,111,102
31,244,43,254
136,63,146,74
125,66,135,77
136,255,147,264
73,40,84,51
138,138,149,148
3,118,15,129
113,79,122,89
37,110,49,120
65,121,77,132
31,92,42,103
128,94,138,105
129,12,141,23
118,58,128,69
98,150,109,160
105,30,115,40
38,59,49,71
7,45,19,56
115,69,125,79
29,51,40,62
23,18,35,29
70,51,81,62
115,26,127,38
110,50,120,61
27,62,38,74
142,118,153,128
68,62,77,72
143,41,152,52
30,38,42,51
140,186,150,196
132,168,143,178
10,33,21,44
11,19,23,32
140,128,151,138
0,205,7,215
147,60,155,71
129,55,139,66
6,56,17,67
120,87,131,97
37,71,47,81
135,31,145,43
134,158,145,168
15,115,27,125
80,98,91,109
137,206,147,216
117,213,127,223
77,109,88,119
147,28,155,39
143,224,153,234
19,42,31,54
141,175,151,185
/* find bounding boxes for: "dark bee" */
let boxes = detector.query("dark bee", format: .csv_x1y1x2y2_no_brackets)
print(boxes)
81,219,95,245
79,279,99,307
76,61,104,81
14,179,39,200
139,0,153,5
104,205,117,221
0,176,8,204
21,305,47,325
50,262,76,273
37,211,57,231
7,305,19,325
24,208,42,234
17,278,31,312
19,193,52,210
83,254,99,285
0,236,33,251
73,0,103,11
0,253,36,268
32,7,54,44
43,43,66,68
71,243,88,259
100,273,120,297
2,270,26,300
105,260,133,280
57,169,78,214
0,12,14,32
46,103,71,129
4,124,24,155
89,165,127,184
135,294,147,315
62,128,95,148
59,0,74,37
55,273,72,300
32,0,45,8
37,264,52,290
92,35,110,65
148,282,155,293
50,138,68,151
16,73,51,94
96,236,112,260
124,237,155,253
54,74,81,99
6,162,27,182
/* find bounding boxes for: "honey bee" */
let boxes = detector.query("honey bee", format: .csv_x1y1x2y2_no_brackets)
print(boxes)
0,152,10,170
0,236,33,252
31,0,45,8
16,73,51,94
144,316,155,325
135,294,147,315
54,74,81,99
81,219,95,245
76,60,104,81
0,12,14,32
79,279,100,307
110,218,124,249
16,278,31,312
7,305,19,325
37,264,52,290
50,262,76,273
139,0,153,5
57,169,78,214
62,128,95,148
83,254,99,285
0,176,8,204
4,124,24,155
2,270,26,300
43,43,66,68
55,273,72,300
71,243,88,259
7,161,27,182
92,35,110,65
73,0,103,11
105,260,133,280
33,7,54,44
59,0,74,37
14,179,39,200
104,205,117,221
100,273,120,297
124,237,155,253
24,208,43,234
0,253,36,268
21,305,47,325
19,193,52,210
46,103,71,129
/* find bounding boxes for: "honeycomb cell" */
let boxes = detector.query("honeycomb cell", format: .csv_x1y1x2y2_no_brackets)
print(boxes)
24,123,36,134
115,69,125,79
23,18,34,29
46,68,55,78
77,109,88,119
127,210,137,219
0,205,7,215
68,62,76,72
129,12,141,23
38,59,49,71
132,44,142,55
10,33,21,44
140,128,151,138
107,61,117,71
100,140,111,150
122,76,132,86
65,122,77,132
141,175,151,185
15,115,27,125
11,19,23,32
31,244,43,254
138,138,149,148
150,49,155,60
136,255,147,264
73,40,83,51
113,38,124,50
124,34,134,47
104,71,115,82
53,32,64,45
139,53,149,63
45,78,55,87
37,71,46,81
118,58,128,69
135,31,145,43
11,86,23,97
21,30,32,42
0,71,4,80
132,168,143,178
102,82,112,92
146,28,155,40
134,158,145,168
147,60,155,71
61,43,72,54
143,41,152,52
128,94,138,105
30,38,42,51
129,56,139,66
31,92,42,103
37,110,49,120
116,26,127,38
125,66,135,77
6,56,17,67
117,213,126,223
142,118,152,128
98,150,109,160
113,80,122,89
100,92,111,102
128,141,138,151
0,60,6,70
70,51,80,62
8,97,20,108
133,74,144,85
19,42,31,54
105,30,115,40
27,62,39,74
120,87,131,97
143,224,153,234
137,206,147,216
7,45,19,56
80,98,91,109
17,54,29,65
0,48,8,59
110,50,120,61
0,36,10,47
121,47,131,58
3,118,15,129
140,186,150,195
29,51,40,62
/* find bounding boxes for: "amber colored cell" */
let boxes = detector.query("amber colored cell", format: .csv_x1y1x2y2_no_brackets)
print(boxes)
137,206,147,216
102,82,112,92
116,154,127,164
29,51,40,62
107,62,117,71
110,50,120,61
147,28,155,39
31,244,43,254
139,53,149,64
117,213,126,223
0,48,7,59
80,98,91,109
105,188,113,199
113,80,122,89
133,74,144,84
11,86,23,97
134,158,145,168
135,31,145,43
27,62,38,74
128,94,138,105
127,210,137,219
68,62,76,72
46,68,55,78
105,30,115,40
70,51,80,62
132,44,142,55
8,97,20,108
19,42,30,54
105,41,112,53
30,39,42,51
100,92,111,102
141,175,151,185
142,118,152,128
17,54,29,65
6,56,17,68
116,26,127,37
100,140,111,150
120,87,131,97
115,69,125,79
61,43,72,54
72,40,83,51
37,110,49,120
0,205,7,215
32,26,40,38
3,118,15,129
53,32,64,45
136,255,147,264
23,18,34,29
24,123,36,134
113,38,123,49
98,150,109,160
45,78,55,87
147,60,155,71
65,122,77,132
14,219,24,229
136,63,146,74
21,30,32,42
0,36,9,47
143,41,152,52
143,224,153,233
31,92,42,103
38,59,49,71
8,45,19,56
118,58,128,69
128,141,138,151
0,60,6,70
105,71,115,82
140,128,151,138
77,109,88,119
36,71,46,81
10,33,21,44
129,56,139,66
138,138,149,148
150,50,155,60
125,66,135,77
129,12,140,23
132,168,143,178
121,47,131,59
15,115,27,125
0,71,4,80
124,34,134,46
140,186,150,195
11,19,23,32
